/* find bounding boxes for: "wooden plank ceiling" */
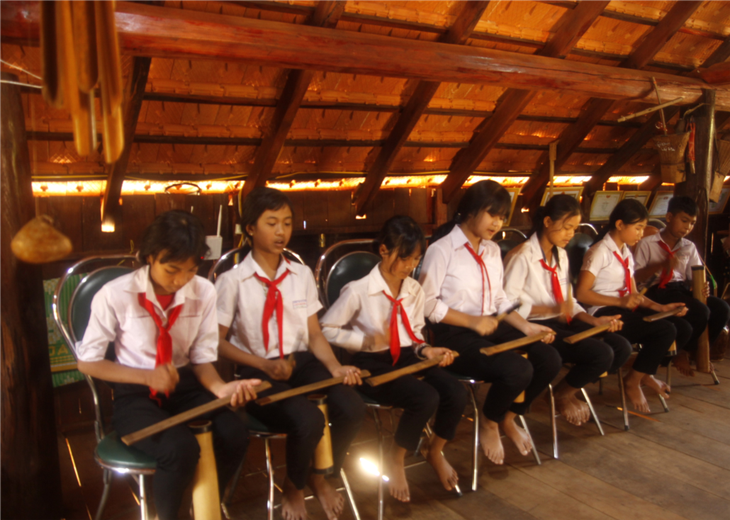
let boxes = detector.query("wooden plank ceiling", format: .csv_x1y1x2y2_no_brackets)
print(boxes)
3,0,730,213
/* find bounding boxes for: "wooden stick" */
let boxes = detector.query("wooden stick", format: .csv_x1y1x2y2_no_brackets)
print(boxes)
692,266,712,373
480,332,553,356
365,352,460,387
563,324,612,344
652,77,668,136
643,307,683,322
122,381,273,446
617,97,684,123
256,370,372,406
496,301,522,322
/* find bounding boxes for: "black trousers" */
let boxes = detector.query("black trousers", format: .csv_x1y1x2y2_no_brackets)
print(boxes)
236,352,366,490
646,283,730,353
351,348,468,451
113,368,248,520
594,307,679,375
430,322,562,422
531,318,633,388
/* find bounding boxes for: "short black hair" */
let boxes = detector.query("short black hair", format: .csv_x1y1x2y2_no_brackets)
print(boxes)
667,196,698,217
376,216,426,259
240,187,294,243
139,210,209,266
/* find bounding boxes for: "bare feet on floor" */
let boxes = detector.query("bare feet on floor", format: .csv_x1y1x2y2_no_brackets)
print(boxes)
424,440,459,491
387,447,410,502
553,393,589,426
672,351,695,377
478,415,505,465
501,414,532,457
641,374,671,399
308,474,344,520
281,477,308,520
623,371,650,413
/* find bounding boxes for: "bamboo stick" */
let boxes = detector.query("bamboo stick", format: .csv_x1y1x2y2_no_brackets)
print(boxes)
563,324,612,344
617,97,684,123
480,332,553,356
256,370,372,406
692,266,712,373
643,307,683,322
365,352,460,387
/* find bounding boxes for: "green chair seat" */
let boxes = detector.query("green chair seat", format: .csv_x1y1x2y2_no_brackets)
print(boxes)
95,432,156,471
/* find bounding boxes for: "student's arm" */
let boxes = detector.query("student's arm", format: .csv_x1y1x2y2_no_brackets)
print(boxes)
218,325,294,380
320,285,369,351
502,311,556,343
576,270,642,309
633,240,663,284
307,314,362,385
573,312,623,332
77,360,180,393
191,362,261,407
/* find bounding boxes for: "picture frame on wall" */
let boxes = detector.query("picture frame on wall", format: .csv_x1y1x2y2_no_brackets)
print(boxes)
589,191,623,222
540,186,583,206
709,186,730,215
648,191,674,218
621,190,651,206
505,187,522,225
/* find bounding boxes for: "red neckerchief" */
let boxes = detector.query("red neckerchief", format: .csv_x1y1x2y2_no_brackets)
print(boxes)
539,259,571,324
138,293,183,404
613,251,633,297
464,242,492,315
254,270,290,359
382,290,424,365
657,240,676,289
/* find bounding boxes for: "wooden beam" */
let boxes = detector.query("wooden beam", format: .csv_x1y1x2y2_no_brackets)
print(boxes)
699,62,730,86
519,1,702,208
700,37,730,69
241,1,345,197
3,2,726,106
440,1,609,202
101,57,151,231
353,1,490,215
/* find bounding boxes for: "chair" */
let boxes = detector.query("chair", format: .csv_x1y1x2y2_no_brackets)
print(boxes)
565,232,594,284
53,255,157,520
496,228,528,260
209,248,361,520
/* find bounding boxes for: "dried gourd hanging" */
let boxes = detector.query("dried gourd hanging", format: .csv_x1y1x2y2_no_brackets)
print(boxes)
10,216,73,264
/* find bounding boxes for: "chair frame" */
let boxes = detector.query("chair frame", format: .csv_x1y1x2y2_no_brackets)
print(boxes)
53,255,155,520
315,239,377,308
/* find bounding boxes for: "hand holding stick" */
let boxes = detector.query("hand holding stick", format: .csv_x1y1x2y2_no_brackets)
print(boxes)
643,307,683,322
480,332,553,356
365,352,460,387
256,370,372,406
563,324,612,344
495,301,522,322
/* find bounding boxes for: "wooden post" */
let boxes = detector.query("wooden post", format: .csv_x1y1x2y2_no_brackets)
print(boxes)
675,89,715,258
1,72,63,518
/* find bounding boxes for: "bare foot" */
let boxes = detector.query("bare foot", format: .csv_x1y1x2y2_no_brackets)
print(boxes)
425,445,459,491
623,372,650,413
281,477,308,520
386,457,410,502
501,415,532,457
672,351,695,377
308,474,344,520
571,394,591,425
641,374,671,399
554,394,585,426
478,415,505,465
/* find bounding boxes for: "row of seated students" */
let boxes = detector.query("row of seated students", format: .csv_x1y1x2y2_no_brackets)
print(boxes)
75,182,729,520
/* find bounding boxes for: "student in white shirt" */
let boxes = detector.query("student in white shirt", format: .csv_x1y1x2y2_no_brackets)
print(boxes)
420,180,562,467
321,216,467,502
576,199,689,413
504,195,632,426
215,187,365,520
77,211,260,520
634,196,730,376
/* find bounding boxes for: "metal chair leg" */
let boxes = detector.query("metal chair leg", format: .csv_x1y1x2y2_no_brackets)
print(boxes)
139,474,148,520
265,438,275,520
518,415,541,466
711,366,720,385
372,408,385,520
617,371,630,431
598,377,604,395
340,468,361,520
581,388,605,436
222,454,246,516
658,393,670,413
548,384,558,459
94,468,112,520
467,384,480,492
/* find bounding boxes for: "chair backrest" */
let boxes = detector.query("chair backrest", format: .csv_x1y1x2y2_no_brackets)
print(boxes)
208,245,305,282
648,218,666,229
326,251,380,308
315,239,376,307
497,239,524,260
565,232,594,283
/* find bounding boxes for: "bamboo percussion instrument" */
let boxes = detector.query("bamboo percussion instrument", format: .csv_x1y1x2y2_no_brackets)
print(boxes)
365,352,460,387
480,332,553,356
513,351,528,403
121,381,272,446
692,266,712,373
668,341,678,357
71,0,98,93
40,1,61,107
563,324,612,345
643,307,684,322
189,420,222,520
496,301,522,322
308,394,334,475
256,371,372,406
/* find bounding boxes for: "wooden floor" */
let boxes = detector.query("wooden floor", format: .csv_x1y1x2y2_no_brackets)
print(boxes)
59,360,730,520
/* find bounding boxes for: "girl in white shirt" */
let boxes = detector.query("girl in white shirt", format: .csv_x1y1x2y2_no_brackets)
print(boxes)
215,187,365,520
576,199,688,413
420,180,562,467
321,216,467,502
77,211,260,520
504,195,632,426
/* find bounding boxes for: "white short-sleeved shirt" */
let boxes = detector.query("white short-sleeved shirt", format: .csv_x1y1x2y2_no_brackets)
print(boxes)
419,225,515,323
77,266,219,369
581,233,635,315
215,253,322,359
321,263,426,352
504,233,586,321
634,232,703,288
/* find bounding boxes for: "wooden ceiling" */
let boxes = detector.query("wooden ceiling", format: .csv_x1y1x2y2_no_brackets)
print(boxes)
2,0,730,215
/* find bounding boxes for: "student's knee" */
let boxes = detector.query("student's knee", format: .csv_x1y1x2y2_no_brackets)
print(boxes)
529,343,563,379
499,353,533,390
605,334,632,368
291,404,326,443
156,427,201,474
328,386,367,426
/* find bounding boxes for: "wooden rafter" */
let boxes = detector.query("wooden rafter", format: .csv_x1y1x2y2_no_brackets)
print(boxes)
699,37,730,70
519,0,702,209
353,1,490,215
241,1,344,197
440,1,609,202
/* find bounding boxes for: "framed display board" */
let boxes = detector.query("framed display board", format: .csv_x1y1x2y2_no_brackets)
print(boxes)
648,191,674,218
589,191,623,222
709,186,730,214
505,187,521,225
621,190,651,206
540,187,583,206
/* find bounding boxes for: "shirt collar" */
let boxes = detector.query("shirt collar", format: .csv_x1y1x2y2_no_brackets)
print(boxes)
603,232,630,258
528,232,560,268
367,263,419,300
240,252,296,281
450,224,486,255
657,231,683,252
125,265,199,311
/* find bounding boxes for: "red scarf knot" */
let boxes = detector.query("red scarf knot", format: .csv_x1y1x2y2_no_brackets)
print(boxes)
254,270,290,359
539,259,571,324
613,252,633,297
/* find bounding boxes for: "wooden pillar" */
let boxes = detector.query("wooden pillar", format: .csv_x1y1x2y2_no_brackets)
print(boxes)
675,89,715,258
1,72,63,519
